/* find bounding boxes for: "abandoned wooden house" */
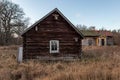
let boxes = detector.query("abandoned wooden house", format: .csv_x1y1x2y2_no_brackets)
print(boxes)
80,30,113,46
97,30,113,46
80,30,99,46
21,8,84,60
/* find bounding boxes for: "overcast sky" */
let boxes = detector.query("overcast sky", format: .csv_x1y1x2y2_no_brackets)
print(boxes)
10,0,120,30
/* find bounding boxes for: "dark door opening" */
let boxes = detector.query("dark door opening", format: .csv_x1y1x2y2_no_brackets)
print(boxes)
88,40,92,46
101,39,105,46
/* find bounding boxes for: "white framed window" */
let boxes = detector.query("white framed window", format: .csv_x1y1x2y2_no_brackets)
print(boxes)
50,40,59,53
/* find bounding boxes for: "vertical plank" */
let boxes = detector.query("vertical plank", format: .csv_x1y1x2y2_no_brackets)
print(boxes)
18,47,23,62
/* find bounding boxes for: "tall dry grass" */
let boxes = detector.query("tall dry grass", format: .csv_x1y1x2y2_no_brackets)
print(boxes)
0,45,120,80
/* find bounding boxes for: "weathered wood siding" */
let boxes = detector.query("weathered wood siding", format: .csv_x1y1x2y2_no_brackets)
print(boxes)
22,11,82,59
82,37,97,46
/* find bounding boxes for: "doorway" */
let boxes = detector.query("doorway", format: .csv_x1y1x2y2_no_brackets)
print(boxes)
101,39,105,46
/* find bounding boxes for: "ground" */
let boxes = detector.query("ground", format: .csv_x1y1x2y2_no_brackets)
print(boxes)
0,45,120,80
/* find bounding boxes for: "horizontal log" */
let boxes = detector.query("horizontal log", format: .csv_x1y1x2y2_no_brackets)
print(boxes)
22,11,82,60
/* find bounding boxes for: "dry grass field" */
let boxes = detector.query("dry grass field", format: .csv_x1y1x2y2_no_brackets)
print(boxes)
0,46,120,80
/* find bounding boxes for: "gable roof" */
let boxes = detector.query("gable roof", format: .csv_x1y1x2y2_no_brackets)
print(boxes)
21,8,84,38
80,30,100,37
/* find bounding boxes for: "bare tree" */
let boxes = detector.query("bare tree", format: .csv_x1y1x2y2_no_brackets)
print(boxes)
13,18,29,36
0,0,29,45
76,24,88,30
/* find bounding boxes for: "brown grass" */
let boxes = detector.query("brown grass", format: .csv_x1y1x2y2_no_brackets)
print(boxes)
0,45,120,80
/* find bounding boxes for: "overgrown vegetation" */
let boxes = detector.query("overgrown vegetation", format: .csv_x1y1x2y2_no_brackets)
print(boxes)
0,46,120,80
113,32,120,45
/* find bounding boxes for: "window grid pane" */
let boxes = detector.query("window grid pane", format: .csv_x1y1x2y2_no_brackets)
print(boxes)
54,41,57,50
50,40,59,53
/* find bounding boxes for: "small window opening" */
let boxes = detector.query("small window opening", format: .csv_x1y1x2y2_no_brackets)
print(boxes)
35,26,38,31
50,40,59,53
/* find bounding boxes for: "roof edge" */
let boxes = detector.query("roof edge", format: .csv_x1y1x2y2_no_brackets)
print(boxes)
21,8,84,38
21,8,58,36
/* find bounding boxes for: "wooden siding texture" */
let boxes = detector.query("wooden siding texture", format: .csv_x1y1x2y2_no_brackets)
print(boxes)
22,11,82,59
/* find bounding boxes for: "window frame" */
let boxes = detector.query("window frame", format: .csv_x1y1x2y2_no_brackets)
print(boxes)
50,40,59,53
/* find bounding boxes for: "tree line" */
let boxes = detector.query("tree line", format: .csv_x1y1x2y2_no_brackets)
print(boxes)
76,24,120,32
0,0,29,45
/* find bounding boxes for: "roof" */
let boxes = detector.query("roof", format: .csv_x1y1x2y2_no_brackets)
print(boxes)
80,30,100,37
21,8,84,38
97,30,113,36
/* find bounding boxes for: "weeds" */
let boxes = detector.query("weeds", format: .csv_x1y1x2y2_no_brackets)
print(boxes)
0,46,119,80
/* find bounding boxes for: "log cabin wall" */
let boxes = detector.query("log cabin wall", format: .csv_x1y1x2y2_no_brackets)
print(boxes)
22,11,82,59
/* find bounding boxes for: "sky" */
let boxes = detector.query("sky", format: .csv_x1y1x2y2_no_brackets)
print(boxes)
10,0,120,30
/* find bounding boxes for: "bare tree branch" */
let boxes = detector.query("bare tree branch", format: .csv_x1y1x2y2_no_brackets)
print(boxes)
0,0,29,45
